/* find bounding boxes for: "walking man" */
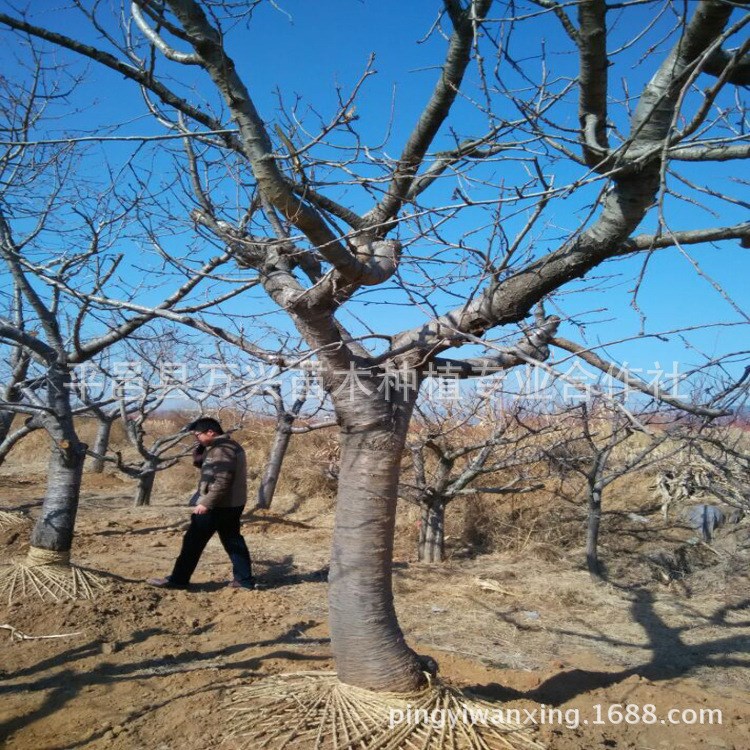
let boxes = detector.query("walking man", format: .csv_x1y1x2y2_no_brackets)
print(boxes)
148,417,256,590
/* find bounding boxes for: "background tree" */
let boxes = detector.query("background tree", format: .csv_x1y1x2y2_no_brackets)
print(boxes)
0,69,249,599
0,284,33,459
84,352,192,507
1,0,748,728
85,404,122,476
255,382,336,510
403,388,551,564
553,402,666,580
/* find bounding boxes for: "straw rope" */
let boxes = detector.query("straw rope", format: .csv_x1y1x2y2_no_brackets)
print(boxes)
0,546,108,603
26,546,71,566
229,671,545,750
0,510,27,531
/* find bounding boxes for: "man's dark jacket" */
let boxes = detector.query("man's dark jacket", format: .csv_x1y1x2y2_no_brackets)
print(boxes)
195,435,247,509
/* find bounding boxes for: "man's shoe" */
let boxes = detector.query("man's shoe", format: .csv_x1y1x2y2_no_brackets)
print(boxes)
147,577,190,590
228,579,259,591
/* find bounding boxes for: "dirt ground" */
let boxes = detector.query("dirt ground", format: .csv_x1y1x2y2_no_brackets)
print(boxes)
1,468,748,750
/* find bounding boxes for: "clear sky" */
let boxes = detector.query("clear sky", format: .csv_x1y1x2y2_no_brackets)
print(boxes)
1,0,748,399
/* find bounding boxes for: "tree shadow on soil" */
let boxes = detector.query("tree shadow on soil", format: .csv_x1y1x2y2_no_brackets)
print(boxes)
467,588,750,705
244,508,315,530
0,499,43,513
93,519,189,537
97,559,328,589
0,620,330,744
258,554,329,587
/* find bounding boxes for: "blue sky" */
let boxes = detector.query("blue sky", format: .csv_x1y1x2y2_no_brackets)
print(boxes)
0,0,748,396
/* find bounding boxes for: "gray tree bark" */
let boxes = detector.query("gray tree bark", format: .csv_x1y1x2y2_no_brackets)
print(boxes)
257,415,294,510
586,481,603,581
89,418,113,474
418,500,446,564
134,466,156,507
29,366,87,552
327,384,427,692
30,440,86,551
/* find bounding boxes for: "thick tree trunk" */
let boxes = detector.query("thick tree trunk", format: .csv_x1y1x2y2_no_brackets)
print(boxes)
328,388,426,692
134,468,156,507
30,437,86,552
256,417,293,509
586,484,603,580
29,364,87,553
89,418,112,474
418,500,446,564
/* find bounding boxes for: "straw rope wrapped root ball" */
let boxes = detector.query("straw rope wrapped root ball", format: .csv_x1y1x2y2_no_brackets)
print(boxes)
0,510,28,531
0,546,107,603
228,671,545,750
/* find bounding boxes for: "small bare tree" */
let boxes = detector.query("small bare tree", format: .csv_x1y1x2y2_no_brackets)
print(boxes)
401,387,550,563
558,403,668,580
85,359,191,506
256,382,336,510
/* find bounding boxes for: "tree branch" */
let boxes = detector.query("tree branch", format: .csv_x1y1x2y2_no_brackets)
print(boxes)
577,0,610,168
0,11,242,153
131,1,201,64
0,320,56,363
551,336,728,418
669,142,750,162
703,46,750,84
428,314,561,377
620,223,750,253
365,0,493,228
162,0,390,286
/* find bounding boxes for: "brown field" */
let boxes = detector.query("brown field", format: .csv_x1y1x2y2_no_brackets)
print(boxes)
0,417,748,750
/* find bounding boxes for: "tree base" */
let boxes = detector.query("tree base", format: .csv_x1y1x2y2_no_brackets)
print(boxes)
0,548,108,603
228,671,544,750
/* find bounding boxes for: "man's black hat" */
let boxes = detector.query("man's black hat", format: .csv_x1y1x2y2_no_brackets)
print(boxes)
185,417,224,434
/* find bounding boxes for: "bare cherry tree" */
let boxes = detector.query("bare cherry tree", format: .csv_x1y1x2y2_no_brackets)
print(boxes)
80,352,191,506
402,383,551,563
256,382,336,510
101,408,190,508
0,73,250,597
551,402,667,580
2,0,748,701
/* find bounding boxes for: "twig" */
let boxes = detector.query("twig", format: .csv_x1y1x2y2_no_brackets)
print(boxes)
1,623,83,641
474,577,518,596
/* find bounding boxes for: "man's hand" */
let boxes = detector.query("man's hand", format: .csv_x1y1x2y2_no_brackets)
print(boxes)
192,504,209,515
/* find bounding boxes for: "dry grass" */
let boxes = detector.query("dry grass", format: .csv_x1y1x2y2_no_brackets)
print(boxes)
458,494,581,561
0,510,28,530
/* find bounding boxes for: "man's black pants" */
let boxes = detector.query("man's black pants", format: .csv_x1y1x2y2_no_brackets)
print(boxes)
169,506,253,586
